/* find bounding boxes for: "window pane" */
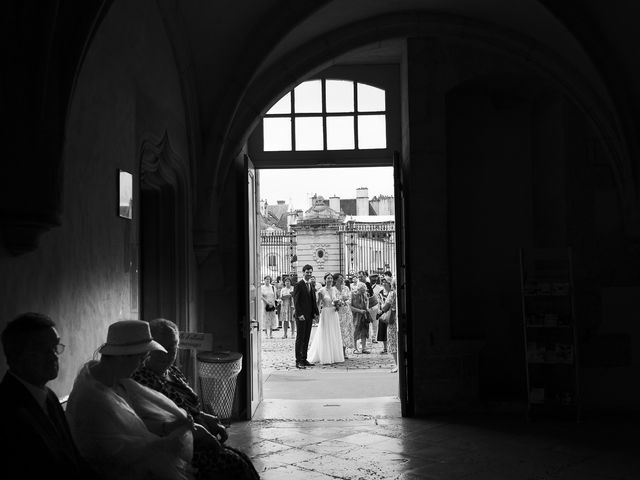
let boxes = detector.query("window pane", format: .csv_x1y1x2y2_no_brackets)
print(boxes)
327,116,354,150
295,117,323,150
266,92,291,114
263,118,292,151
326,80,354,113
358,115,386,149
357,83,385,112
294,80,322,113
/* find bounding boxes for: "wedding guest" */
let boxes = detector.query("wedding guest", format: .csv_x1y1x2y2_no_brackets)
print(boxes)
0,312,99,479
261,275,278,339
66,320,199,480
376,277,389,353
274,276,284,324
279,277,295,338
379,276,399,373
350,282,371,354
369,274,382,343
334,273,354,359
132,318,260,480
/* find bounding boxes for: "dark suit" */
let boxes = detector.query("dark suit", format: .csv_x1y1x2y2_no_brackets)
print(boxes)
293,279,319,363
0,372,98,479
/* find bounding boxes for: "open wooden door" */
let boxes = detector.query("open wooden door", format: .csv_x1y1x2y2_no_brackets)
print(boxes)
244,154,263,417
394,151,413,417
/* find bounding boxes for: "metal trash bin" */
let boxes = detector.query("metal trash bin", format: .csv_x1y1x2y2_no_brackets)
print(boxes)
197,351,243,423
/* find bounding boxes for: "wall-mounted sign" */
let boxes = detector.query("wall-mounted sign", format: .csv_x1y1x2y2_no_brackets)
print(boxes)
179,331,213,350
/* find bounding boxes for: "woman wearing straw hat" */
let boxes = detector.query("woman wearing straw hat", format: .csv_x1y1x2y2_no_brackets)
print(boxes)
66,320,217,480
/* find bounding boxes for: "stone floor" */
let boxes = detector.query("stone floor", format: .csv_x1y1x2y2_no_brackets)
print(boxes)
226,410,638,480
260,324,397,372
218,327,638,479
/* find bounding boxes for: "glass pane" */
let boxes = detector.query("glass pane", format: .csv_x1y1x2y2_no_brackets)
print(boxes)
326,80,354,113
327,116,354,150
266,92,291,114
357,83,385,112
358,115,386,149
263,118,292,151
294,80,322,113
295,117,323,150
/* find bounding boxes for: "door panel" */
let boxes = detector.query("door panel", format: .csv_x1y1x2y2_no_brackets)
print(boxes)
394,151,412,417
245,154,263,417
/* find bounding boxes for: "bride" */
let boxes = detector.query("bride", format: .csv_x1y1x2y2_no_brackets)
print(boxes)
307,272,345,364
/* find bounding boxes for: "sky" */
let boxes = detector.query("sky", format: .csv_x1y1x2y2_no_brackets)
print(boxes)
258,167,394,210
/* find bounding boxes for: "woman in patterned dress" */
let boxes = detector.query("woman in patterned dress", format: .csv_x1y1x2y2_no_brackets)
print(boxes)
132,318,260,480
350,282,371,354
333,273,354,359
380,276,399,373
279,277,295,338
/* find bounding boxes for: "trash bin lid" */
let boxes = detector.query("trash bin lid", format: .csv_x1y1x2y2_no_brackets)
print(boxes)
197,351,243,363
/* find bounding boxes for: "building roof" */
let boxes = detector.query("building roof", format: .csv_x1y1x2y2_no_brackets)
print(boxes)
321,198,376,216
343,215,395,223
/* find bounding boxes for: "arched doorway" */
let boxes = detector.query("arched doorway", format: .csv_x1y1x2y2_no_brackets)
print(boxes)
139,133,192,332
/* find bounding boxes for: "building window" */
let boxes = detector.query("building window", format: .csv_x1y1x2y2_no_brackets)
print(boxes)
268,254,277,267
263,79,387,152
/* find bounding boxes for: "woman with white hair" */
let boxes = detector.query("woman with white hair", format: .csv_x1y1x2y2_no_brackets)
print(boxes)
350,282,371,354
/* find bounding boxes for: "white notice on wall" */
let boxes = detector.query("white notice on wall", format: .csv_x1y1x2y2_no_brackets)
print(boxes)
179,331,213,351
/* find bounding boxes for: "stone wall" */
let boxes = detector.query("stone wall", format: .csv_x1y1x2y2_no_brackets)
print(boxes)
0,0,190,397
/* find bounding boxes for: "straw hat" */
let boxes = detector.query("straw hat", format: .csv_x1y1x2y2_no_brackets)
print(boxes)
99,320,167,355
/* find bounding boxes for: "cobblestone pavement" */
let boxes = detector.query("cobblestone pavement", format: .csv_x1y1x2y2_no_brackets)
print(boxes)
260,325,396,373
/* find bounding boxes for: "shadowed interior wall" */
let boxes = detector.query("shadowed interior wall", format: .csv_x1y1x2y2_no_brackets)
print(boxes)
448,87,533,401
0,0,190,397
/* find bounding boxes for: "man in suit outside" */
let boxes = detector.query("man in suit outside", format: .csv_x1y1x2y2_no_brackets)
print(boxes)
0,312,99,479
293,264,319,369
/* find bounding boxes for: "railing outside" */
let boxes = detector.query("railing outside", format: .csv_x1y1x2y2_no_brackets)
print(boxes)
260,221,395,280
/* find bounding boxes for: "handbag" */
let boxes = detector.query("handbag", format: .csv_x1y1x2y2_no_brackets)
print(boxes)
387,310,396,325
265,304,275,312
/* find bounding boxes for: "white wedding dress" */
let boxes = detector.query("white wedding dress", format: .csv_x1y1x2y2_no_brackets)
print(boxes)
308,286,345,364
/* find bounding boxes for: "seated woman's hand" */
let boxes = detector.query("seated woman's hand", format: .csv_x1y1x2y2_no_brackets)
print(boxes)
193,423,222,454
209,422,228,443
200,412,228,443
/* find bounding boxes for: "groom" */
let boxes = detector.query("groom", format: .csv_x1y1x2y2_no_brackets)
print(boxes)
293,264,319,369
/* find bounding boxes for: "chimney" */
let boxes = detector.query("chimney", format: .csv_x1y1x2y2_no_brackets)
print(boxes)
329,195,340,212
356,187,369,216
287,210,298,227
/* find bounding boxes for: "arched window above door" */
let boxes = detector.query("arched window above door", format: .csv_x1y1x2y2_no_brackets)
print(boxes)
263,79,387,152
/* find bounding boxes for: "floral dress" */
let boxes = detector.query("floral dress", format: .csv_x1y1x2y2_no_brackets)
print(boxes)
279,286,294,326
337,285,354,349
132,364,259,480
384,290,398,354
350,290,370,338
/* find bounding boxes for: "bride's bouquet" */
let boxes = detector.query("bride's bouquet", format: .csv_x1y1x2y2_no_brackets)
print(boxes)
332,298,344,311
